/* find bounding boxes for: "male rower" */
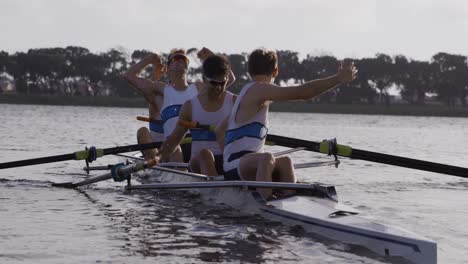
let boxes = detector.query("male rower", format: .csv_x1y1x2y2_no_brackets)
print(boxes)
124,48,235,162
123,56,166,159
217,48,357,199
158,54,236,176
124,49,198,162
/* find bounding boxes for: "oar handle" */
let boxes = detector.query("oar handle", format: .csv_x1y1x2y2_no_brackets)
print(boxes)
136,116,163,125
178,120,216,131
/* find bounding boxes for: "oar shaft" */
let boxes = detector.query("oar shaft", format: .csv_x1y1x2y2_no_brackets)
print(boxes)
267,134,468,178
53,159,157,188
352,149,468,178
0,142,161,170
0,153,76,169
72,173,112,187
294,160,340,169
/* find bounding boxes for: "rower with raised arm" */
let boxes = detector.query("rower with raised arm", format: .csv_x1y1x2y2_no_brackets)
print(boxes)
157,54,236,176
124,49,198,162
218,48,357,199
123,54,166,159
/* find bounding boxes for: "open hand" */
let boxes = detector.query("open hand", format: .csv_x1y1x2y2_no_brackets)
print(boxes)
197,47,215,61
338,61,358,83
152,63,167,81
144,53,162,65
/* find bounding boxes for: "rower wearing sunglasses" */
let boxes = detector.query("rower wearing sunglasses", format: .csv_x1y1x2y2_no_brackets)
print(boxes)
157,54,236,176
124,48,233,162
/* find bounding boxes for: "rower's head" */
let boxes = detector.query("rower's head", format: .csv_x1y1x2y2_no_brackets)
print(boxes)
167,48,190,74
248,48,278,82
202,55,230,97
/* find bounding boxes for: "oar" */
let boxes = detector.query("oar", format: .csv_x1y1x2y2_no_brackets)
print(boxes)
178,120,216,131
53,159,157,188
136,116,163,124
294,160,340,169
0,142,162,170
266,134,468,178
84,161,191,171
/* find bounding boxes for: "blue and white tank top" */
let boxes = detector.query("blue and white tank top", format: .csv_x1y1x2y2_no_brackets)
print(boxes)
223,82,269,172
149,121,164,142
190,92,234,157
161,84,198,138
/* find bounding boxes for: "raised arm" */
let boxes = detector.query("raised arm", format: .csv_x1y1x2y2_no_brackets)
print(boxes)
197,47,236,88
123,53,166,97
251,61,357,103
226,68,236,88
158,101,192,161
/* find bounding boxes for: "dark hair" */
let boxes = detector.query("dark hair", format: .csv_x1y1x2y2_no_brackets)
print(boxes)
248,48,277,76
202,55,230,79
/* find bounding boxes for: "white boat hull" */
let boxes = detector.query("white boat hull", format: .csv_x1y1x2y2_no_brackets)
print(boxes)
132,166,437,264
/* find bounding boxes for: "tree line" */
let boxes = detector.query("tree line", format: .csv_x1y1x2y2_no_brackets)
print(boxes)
0,46,467,107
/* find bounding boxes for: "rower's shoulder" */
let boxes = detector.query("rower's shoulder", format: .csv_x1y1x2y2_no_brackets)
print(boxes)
244,82,276,100
224,91,237,103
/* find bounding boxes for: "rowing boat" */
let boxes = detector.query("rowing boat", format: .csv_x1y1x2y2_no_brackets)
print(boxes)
2,132,449,263
128,165,437,264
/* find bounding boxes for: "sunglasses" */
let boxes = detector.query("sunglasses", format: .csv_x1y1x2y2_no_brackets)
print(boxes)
205,76,227,86
168,54,189,65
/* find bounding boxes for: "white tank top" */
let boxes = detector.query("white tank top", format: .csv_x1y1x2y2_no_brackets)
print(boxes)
223,82,269,172
190,92,234,157
161,84,198,138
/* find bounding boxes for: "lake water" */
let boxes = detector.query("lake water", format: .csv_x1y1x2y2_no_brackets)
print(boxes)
1,104,467,264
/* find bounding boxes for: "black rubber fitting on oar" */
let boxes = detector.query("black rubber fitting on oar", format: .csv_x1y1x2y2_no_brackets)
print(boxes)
86,146,98,163
111,163,129,182
323,138,340,168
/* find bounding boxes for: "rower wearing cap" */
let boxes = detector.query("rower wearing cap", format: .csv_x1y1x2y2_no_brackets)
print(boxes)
217,48,357,199
158,53,236,176
124,49,196,162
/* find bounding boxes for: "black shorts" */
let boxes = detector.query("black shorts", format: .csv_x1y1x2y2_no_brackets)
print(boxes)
181,143,191,163
224,168,241,181
224,150,254,181
214,155,224,175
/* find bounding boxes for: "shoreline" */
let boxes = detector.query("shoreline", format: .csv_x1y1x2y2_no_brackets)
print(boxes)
1,94,468,117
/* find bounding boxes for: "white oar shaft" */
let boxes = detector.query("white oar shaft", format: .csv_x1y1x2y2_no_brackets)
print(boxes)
273,147,306,157
53,159,157,188
73,173,112,187
157,162,189,168
114,153,144,160
294,160,340,169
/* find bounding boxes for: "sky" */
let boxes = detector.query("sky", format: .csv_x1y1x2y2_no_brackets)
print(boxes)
1,0,467,61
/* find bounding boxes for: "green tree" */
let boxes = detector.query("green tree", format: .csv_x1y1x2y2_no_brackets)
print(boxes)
431,53,468,107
